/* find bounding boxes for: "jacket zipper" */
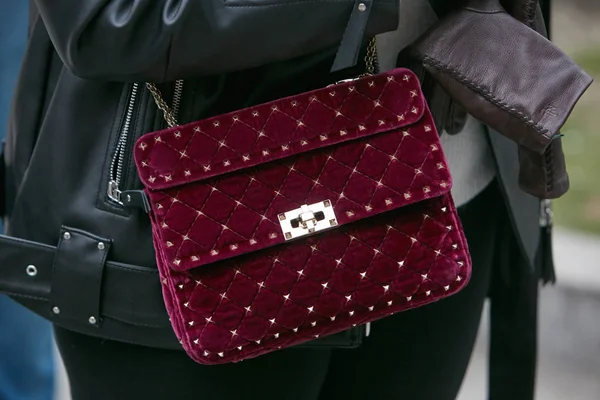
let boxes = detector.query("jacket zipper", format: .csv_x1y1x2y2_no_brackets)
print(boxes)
107,80,183,205
172,80,184,123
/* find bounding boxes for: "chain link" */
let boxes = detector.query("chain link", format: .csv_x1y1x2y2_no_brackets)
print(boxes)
147,38,379,126
146,82,178,127
365,37,378,76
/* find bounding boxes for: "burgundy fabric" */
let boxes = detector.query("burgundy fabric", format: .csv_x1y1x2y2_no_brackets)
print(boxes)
134,68,472,364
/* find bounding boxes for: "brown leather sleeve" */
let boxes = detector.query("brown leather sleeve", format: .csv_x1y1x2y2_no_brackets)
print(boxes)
411,0,593,199
516,1,572,198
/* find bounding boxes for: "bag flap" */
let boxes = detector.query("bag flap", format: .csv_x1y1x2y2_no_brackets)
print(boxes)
135,68,453,271
136,69,426,189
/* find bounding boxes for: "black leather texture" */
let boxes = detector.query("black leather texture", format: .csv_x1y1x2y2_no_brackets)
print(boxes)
33,0,398,81
331,0,375,72
50,227,111,328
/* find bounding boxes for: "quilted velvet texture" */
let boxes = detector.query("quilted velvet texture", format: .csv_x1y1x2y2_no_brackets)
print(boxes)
134,68,472,364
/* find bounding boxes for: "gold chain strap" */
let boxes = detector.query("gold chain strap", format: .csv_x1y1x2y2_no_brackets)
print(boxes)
364,37,378,76
145,82,178,128
147,38,378,127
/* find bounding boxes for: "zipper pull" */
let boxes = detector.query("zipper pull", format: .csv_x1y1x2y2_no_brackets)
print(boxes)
107,180,122,204
540,199,553,228
539,199,556,284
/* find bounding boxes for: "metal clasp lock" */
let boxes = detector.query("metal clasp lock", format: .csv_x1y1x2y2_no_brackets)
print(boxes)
279,200,338,241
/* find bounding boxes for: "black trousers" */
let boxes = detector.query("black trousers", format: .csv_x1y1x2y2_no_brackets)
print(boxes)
55,182,509,400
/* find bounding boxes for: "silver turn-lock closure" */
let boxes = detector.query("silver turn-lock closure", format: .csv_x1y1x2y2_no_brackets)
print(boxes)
299,205,319,231
279,200,338,241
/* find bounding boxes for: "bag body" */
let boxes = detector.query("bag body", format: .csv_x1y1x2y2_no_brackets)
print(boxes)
134,68,472,364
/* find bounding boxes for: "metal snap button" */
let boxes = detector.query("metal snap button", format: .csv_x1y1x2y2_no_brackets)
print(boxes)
26,265,37,277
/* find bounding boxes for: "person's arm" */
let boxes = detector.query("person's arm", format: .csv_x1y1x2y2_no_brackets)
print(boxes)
34,1,204,81
34,0,398,82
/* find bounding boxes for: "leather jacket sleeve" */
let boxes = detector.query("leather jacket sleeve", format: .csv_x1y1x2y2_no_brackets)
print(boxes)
33,0,398,82
34,1,183,81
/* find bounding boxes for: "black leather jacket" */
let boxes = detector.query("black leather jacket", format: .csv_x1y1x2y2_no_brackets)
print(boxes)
2,0,399,347
1,0,550,349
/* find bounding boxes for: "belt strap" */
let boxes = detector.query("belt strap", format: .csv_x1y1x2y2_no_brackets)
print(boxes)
0,231,180,349
0,229,365,350
331,0,374,72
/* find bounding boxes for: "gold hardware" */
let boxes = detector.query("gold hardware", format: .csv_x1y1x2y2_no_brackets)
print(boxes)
146,80,183,128
279,200,338,240
147,39,378,126
364,37,378,76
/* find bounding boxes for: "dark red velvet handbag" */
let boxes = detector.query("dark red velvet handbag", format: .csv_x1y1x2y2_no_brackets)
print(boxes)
133,64,471,364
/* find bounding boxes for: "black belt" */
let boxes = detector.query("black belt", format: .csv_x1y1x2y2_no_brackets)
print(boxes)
0,227,364,350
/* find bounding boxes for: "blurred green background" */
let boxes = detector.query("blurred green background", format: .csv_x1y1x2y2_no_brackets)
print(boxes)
552,0,600,234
